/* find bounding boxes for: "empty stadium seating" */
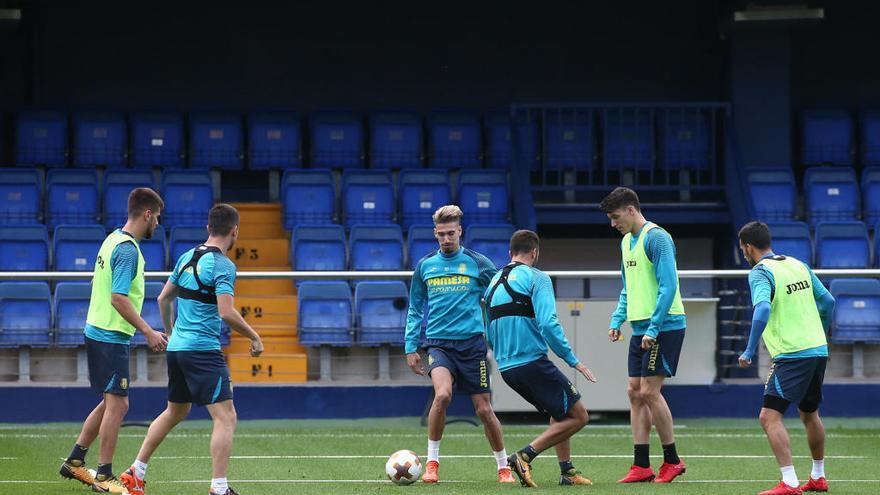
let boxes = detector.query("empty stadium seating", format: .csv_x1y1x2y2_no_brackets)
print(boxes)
297,281,353,346
398,170,451,230
545,110,595,171
53,225,105,271
73,112,127,168
189,113,244,170
407,224,438,269
767,222,813,266
291,225,346,271
428,113,481,168
0,168,42,225
603,110,653,170
804,167,859,226
169,226,207,263
464,224,516,269
16,110,67,167
349,224,404,270
370,113,422,168
355,280,407,345
46,169,99,227
830,279,880,344
161,170,213,227
863,110,880,166
131,282,165,346
747,168,797,222
281,170,336,229
310,113,364,168
104,170,156,228
485,112,539,170
658,108,711,170
457,170,509,225
815,221,870,269
342,170,394,227
802,109,853,166
0,225,49,271
54,282,91,347
139,224,167,271
0,282,52,347
130,112,185,168
863,167,880,226
249,112,302,169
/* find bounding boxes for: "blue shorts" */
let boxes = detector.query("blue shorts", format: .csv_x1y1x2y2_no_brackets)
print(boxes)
501,357,582,421
763,357,827,414
425,334,490,395
85,336,130,396
167,350,233,406
628,329,685,378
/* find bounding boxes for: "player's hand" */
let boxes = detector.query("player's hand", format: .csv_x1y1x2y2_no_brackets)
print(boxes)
406,352,425,376
609,328,622,342
738,354,752,368
250,337,264,357
640,335,656,350
146,329,168,352
575,363,597,383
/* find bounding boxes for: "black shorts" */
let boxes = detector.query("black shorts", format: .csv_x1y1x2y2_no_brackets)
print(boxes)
763,356,827,414
85,336,130,396
425,334,490,395
501,357,582,421
167,350,233,406
628,329,685,378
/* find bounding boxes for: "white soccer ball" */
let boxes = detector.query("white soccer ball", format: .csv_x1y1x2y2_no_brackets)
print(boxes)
385,449,423,485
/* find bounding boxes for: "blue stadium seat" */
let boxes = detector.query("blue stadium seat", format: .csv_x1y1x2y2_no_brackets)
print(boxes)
53,225,105,271
399,170,451,230
169,226,207,263
0,226,49,271
457,170,509,225
310,113,364,168
281,170,335,229
140,224,167,271
545,110,595,171
0,168,42,225
162,171,213,228
189,113,244,170
876,223,880,268
428,114,481,168
862,110,880,166
249,112,301,169
291,225,346,271
103,171,157,229
73,112,127,168
370,113,422,168
15,110,67,167
297,281,353,346
46,169,99,227
829,279,880,344
862,167,880,227
486,113,539,171
355,280,407,346
767,222,813,266
815,221,870,269
349,224,404,270
747,168,797,222
658,109,711,170
130,112,184,168
802,109,853,166
342,170,395,227
804,167,859,226
407,224,438,269
602,110,653,171
54,282,91,347
0,282,53,348
131,282,165,347
464,224,515,269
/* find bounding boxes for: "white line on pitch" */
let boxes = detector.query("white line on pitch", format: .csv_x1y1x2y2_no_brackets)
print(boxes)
152,454,869,460
3,432,876,439
3,479,879,485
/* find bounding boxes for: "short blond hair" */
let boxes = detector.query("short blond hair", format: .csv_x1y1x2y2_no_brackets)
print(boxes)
432,205,463,225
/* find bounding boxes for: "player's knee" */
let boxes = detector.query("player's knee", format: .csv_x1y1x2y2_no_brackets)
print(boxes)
571,403,589,428
106,395,129,415
170,404,191,422
474,402,495,421
758,408,778,429
433,390,453,409
626,385,641,403
638,388,659,404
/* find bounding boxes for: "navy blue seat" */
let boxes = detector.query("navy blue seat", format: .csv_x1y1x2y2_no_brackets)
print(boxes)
545,110,595,171
457,170,509,225
603,110,653,171
829,279,880,344
342,170,395,227
281,170,335,229
355,280,407,346
804,167,859,226
310,113,364,169
54,282,91,347
862,167,880,227
130,112,184,168
297,281,353,346
249,113,301,169
131,282,165,347
0,282,53,348
73,112,127,168
291,225,346,271
876,223,880,268
486,113,539,171
0,169,42,225
103,171,156,229
140,224,167,271
16,110,67,167
0,226,49,271
658,109,711,170
169,226,207,264
464,224,516,269
46,169,99,227
862,110,880,166
802,109,853,166
53,225,106,271
815,221,870,269
370,113,422,168
189,113,244,170
162,171,213,228
398,170,451,230
349,224,404,270
767,222,813,266
428,114,481,169
407,224,438,269
747,168,797,222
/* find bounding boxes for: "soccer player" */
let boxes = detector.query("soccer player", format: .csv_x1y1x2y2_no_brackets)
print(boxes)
485,230,597,488
601,187,687,483
59,188,168,494
120,204,264,495
404,205,515,484
737,221,834,495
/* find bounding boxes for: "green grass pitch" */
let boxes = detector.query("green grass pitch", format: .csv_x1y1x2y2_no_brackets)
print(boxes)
1,417,877,494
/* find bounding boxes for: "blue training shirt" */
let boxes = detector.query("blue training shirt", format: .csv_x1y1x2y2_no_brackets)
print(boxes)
84,230,139,345
167,246,237,351
609,223,687,337
485,263,579,372
404,246,497,354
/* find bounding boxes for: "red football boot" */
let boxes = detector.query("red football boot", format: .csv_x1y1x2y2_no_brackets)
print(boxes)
758,481,802,495
422,460,439,484
800,477,828,492
654,460,686,483
617,465,655,483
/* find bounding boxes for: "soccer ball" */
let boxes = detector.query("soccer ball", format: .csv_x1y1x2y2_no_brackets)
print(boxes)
385,450,422,485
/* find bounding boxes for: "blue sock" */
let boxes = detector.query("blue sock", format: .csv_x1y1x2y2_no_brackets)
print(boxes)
519,445,539,462
559,460,574,473
67,444,88,464
96,463,113,480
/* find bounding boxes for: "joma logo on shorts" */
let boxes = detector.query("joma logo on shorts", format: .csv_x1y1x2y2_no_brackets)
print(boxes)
647,343,659,371
479,360,488,388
